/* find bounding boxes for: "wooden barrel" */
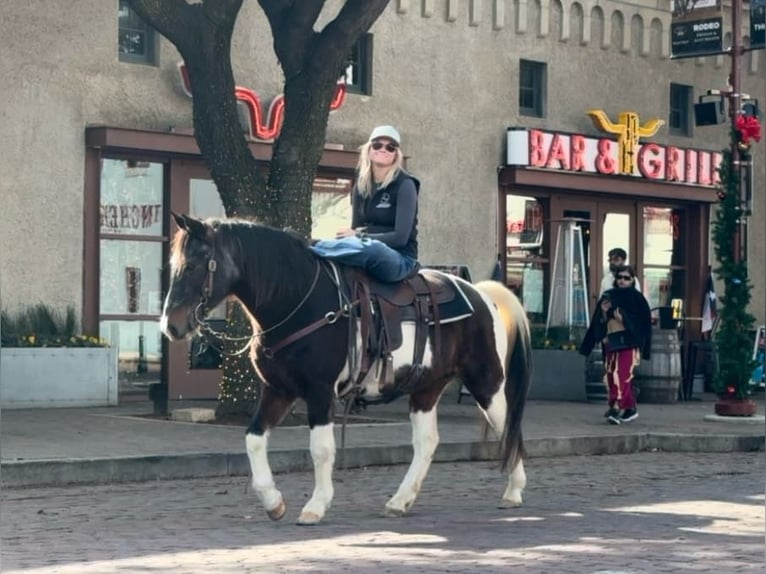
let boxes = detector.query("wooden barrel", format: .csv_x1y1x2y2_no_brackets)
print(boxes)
584,347,608,403
635,328,682,403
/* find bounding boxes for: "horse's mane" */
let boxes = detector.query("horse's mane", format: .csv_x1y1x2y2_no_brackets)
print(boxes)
210,219,319,306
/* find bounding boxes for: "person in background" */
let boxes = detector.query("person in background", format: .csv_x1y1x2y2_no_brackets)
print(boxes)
581,264,652,425
600,247,642,295
310,125,420,282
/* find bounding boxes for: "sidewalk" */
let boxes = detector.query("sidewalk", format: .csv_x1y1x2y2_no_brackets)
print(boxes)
1,391,763,488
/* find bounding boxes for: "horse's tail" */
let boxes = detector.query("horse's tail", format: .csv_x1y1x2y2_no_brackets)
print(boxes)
475,280,532,472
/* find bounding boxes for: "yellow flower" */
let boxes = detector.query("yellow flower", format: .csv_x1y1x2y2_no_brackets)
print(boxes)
28,335,36,345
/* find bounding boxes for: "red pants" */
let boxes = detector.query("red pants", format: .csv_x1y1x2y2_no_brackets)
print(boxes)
604,346,640,410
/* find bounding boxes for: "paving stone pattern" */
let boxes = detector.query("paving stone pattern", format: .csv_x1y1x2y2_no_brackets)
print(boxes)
1,452,763,573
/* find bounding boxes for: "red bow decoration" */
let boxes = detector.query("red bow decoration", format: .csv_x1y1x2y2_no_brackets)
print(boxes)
735,114,761,147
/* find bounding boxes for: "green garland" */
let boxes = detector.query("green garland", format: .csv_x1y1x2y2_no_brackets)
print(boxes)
711,149,756,399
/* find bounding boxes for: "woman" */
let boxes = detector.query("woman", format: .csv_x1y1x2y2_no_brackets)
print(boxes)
310,125,420,282
580,265,652,425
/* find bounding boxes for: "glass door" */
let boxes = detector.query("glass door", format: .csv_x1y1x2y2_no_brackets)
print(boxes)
98,159,166,400
166,162,225,400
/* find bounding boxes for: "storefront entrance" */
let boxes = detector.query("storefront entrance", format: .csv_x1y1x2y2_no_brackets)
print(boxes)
83,127,357,402
548,197,688,313
500,186,711,342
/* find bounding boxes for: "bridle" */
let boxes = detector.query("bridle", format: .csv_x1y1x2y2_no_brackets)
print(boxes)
190,242,345,357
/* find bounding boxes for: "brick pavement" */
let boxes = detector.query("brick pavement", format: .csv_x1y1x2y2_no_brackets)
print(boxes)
1,452,763,573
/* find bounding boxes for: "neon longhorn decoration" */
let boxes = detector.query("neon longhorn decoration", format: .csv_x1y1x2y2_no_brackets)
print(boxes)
177,63,347,141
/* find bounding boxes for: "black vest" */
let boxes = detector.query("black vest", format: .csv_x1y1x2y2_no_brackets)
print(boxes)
352,170,420,259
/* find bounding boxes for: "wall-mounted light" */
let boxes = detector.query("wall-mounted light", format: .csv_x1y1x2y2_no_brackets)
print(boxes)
694,94,726,127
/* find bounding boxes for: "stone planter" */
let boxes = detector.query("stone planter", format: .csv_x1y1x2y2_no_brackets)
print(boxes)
714,397,758,417
0,347,118,409
529,349,586,401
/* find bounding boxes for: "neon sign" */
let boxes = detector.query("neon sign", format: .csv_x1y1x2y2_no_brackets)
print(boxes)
507,128,722,187
177,63,347,141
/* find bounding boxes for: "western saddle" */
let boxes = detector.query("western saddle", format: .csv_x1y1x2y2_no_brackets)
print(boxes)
345,268,458,396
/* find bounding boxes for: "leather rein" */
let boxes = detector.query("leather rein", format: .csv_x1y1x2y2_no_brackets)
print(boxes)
192,248,355,358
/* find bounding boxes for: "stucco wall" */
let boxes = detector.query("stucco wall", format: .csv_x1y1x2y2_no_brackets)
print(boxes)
1,0,764,320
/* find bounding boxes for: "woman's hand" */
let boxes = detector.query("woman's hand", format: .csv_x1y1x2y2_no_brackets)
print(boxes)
613,307,623,322
335,228,356,238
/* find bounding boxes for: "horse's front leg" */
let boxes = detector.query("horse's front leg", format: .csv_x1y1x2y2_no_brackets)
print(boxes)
384,390,441,517
245,387,295,521
297,390,336,526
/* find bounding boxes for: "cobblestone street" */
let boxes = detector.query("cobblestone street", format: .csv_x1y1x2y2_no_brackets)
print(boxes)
1,452,763,573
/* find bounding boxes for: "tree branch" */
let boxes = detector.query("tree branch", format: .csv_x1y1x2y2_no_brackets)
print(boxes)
317,0,390,55
125,0,197,54
258,0,325,77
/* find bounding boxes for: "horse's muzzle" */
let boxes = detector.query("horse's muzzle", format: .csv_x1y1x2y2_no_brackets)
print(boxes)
159,312,194,341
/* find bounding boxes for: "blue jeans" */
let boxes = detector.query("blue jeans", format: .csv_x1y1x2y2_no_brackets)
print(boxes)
310,237,418,282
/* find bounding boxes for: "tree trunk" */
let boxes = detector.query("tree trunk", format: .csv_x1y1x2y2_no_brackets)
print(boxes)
269,70,340,235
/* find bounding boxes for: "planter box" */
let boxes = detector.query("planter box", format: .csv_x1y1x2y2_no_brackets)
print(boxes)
530,349,587,401
0,347,118,409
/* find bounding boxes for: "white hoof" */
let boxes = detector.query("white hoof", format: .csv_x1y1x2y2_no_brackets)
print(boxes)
266,497,287,521
499,493,523,509
383,498,413,517
297,511,323,525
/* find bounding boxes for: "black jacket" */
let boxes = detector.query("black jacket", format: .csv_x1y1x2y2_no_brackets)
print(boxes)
351,169,420,259
579,287,653,360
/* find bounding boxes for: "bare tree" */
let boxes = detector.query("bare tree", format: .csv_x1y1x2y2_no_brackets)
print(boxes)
126,0,390,414
126,0,389,233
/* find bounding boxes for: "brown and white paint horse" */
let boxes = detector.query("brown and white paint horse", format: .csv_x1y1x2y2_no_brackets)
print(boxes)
160,214,532,525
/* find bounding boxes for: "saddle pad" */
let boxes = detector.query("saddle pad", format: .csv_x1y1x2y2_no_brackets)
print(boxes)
395,272,474,325
429,273,474,324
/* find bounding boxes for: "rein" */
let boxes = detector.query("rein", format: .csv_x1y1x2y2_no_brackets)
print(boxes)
192,248,325,357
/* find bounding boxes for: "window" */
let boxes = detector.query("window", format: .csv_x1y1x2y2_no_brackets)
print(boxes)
99,159,166,391
505,195,547,323
344,34,373,95
669,83,693,136
118,0,158,65
519,60,546,118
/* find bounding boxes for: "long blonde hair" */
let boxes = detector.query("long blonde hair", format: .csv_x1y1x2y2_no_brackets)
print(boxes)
355,141,404,197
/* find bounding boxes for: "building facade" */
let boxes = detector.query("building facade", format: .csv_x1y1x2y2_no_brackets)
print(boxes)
1,0,763,399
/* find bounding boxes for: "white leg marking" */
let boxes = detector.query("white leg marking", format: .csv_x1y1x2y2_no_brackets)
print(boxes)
501,459,527,508
297,423,336,525
384,409,439,517
245,432,285,519
480,387,525,508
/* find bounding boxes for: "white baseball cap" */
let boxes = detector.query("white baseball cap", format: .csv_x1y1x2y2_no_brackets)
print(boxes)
368,125,401,145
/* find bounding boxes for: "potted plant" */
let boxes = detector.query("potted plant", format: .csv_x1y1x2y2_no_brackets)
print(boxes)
710,148,758,416
0,304,117,408
529,325,587,401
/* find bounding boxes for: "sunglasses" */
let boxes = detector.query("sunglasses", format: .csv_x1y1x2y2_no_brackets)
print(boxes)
616,275,633,281
371,141,398,153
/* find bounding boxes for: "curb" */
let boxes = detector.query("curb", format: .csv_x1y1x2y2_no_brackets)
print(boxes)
2,433,763,489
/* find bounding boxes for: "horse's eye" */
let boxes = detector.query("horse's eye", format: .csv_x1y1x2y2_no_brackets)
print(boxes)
184,263,196,273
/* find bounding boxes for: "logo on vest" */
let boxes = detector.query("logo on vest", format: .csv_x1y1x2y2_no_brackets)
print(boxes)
376,192,392,209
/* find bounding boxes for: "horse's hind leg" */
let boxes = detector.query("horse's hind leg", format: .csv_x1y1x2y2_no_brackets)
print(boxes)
245,387,295,521
470,380,526,508
297,388,336,526
384,387,443,517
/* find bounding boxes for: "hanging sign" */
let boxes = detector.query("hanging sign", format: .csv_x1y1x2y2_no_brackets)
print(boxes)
752,0,766,49
670,0,724,59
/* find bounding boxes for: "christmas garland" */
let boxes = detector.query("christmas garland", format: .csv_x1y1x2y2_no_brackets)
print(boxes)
711,147,756,399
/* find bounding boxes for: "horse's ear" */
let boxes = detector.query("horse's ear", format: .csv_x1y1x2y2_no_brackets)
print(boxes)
172,212,208,239
171,211,188,231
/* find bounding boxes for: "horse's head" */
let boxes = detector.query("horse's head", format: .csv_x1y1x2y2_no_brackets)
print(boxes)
160,213,240,340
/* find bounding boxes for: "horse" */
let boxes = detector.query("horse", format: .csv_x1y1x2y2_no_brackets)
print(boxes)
160,213,533,525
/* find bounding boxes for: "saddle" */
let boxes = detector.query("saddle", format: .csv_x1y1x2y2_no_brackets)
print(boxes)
345,268,469,394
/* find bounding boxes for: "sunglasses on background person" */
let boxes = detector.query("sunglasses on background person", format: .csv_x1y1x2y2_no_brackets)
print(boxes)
371,141,398,153
616,274,633,281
